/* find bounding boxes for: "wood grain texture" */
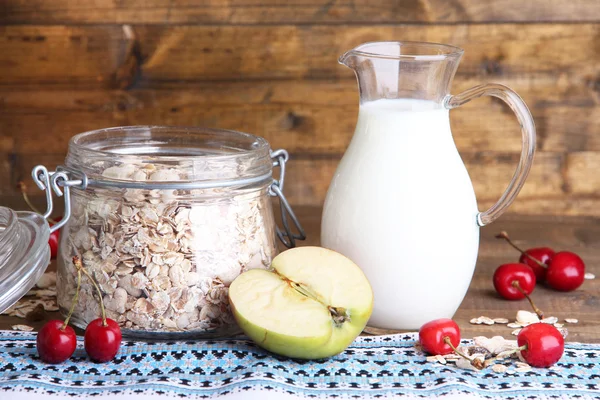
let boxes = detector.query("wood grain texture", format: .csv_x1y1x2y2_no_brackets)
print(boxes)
1,73,598,154
2,0,599,24
1,205,598,342
0,24,598,85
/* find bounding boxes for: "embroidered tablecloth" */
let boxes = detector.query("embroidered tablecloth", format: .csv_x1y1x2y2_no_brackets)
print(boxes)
1,330,599,399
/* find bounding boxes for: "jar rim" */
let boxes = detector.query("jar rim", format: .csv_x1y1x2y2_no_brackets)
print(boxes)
65,126,273,185
69,125,270,161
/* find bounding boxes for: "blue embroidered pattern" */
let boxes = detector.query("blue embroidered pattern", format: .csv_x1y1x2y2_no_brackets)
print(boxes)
1,330,599,398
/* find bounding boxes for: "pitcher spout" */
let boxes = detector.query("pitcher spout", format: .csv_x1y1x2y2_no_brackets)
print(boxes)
339,41,464,104
338,49,358,69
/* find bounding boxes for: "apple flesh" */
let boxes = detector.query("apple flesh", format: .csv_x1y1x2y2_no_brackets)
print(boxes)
228,246,373,359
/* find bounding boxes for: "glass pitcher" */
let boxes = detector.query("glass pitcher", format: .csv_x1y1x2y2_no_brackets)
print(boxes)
321,41,535,330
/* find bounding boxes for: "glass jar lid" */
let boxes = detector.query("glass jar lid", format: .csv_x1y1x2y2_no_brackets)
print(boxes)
0,206,51,313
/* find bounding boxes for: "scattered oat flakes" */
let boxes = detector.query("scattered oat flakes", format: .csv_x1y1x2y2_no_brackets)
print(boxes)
11,325,34,332
565,318,578,324
35,272,56,289
470,316,495,325
26,289,56,298
426,356,438,363
492,364,508,373
496,350,517,360
443,353,461,361
435,355,447,365
492,318,509,324
511,329,522,336
516,310,540,325
505,369,516,375
542,316,559,325
584,272,595,280
515,361,529,368
473,336,517,355
554,323,564,328
507,323,522,329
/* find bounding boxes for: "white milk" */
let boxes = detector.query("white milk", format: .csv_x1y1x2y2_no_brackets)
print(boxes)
321,99,480,330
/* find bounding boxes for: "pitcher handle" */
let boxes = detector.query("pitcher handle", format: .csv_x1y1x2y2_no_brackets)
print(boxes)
445,83,536,227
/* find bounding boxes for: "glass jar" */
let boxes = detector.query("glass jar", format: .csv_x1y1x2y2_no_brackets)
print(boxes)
0,207,50,313
33,126,304,338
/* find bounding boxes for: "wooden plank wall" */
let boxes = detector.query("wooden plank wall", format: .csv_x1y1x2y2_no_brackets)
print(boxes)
1,1,599,216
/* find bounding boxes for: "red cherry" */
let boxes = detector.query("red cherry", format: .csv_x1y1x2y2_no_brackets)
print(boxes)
48,229,59,259
419,318,460,355
48,216,63,260
36,320,77,364
493,263,536,300
519,247,554,282
84,318,122,363
517,323,564,368
545,251,585,292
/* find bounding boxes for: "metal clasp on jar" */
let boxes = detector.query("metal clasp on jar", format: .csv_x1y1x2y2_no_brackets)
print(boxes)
269,149,306,248
31,148,306,248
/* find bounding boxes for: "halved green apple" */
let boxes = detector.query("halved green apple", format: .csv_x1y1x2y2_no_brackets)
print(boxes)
228,246,373,359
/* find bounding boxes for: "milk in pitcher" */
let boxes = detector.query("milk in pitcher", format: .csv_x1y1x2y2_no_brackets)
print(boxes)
321,98,480,329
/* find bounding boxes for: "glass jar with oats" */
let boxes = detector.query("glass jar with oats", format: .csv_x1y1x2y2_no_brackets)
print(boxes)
33,126,305,338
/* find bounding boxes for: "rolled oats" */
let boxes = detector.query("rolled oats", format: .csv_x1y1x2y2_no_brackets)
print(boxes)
516,310,539,326
11,325,34,332
469,316,495,325
492,364,508,373
2,272,58,320
541,316,559,325
57,162,277,336
565,318,578,324
473,336,517,356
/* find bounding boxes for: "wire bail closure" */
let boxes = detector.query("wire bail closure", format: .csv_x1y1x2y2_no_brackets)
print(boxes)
31,148,305,247
270,149,306,248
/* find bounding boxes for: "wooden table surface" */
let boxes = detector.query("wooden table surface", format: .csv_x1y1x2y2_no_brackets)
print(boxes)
1,205,599,342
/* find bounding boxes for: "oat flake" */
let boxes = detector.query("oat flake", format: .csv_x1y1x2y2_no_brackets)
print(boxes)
492,364,508,373
11,325,34,332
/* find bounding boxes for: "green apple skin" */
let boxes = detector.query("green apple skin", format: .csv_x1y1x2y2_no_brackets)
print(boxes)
228,247,373,360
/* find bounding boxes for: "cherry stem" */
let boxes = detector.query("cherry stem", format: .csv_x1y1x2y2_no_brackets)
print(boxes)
512,280,544,319
74,256,108,326
62,266,81,330
496,344,528,360
17,181,58,224
443,336,485,370
495,231,546,268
